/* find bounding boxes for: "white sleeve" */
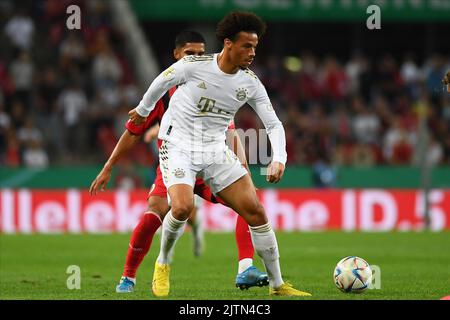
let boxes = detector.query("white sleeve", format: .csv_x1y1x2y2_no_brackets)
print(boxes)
247,80,287,165
135,59,188,117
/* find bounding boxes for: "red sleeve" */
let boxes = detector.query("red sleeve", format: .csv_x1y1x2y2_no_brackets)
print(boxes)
227,119,235,130
168,86,177,97
125,100,165,135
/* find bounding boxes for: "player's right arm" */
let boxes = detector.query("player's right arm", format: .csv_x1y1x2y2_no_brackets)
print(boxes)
247,79,287,184
89,130,141,195
129,59,188,124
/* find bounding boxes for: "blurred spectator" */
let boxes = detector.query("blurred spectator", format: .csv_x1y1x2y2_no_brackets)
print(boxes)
22,139,49,168
17,117,43,145
114,160,143,191
59,33,88,72
375,54,402,101
383,117,417,165
9,51,34,106
4,130,21,167
298,51,322,103
425,135,443,167
351,96,380,145
9,100,27,129
312,152,337,188
92,40,122,89
400,53,421,98
352,144,377,167
423,54,447,104
330,104,352,142
57,80,88,153
0,102,11,157
321,56,348,102
383,117,416,164
4,7,34,50
345,52,364,95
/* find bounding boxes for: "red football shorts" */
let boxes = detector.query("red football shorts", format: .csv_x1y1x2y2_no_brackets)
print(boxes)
148,166,227,207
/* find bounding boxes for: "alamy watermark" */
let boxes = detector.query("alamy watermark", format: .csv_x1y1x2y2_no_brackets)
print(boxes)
369,264,381,289
366,5,381,29
66,265,81,289
179,120,280,170
66,5,81,30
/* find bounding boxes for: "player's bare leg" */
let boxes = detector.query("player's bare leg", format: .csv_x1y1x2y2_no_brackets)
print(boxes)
217,174,311,297
187,195,204,257
116,195,170,293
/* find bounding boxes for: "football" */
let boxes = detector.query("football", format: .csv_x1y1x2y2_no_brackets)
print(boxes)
333,256,372,293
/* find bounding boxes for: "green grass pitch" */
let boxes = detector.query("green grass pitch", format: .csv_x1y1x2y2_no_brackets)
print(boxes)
1,232,449,300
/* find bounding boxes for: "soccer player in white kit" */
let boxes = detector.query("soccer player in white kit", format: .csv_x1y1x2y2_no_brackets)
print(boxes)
129,11,311,297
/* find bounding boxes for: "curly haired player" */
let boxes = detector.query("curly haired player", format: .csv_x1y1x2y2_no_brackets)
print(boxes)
129,12,311,297
90,30,268,294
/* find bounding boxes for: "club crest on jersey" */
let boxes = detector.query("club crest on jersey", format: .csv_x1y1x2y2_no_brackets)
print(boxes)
235,88,248,101
173,168,185,178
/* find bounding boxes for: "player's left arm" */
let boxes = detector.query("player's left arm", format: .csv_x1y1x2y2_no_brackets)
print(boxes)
247,80,287,184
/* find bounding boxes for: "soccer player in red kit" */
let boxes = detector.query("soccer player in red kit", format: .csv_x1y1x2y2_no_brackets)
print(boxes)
89,31,268,293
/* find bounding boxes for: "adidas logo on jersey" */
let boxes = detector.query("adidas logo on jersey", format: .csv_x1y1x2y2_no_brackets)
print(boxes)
197,82,207,89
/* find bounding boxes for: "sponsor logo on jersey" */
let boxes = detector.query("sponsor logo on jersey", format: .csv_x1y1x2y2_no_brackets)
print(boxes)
196,96,232,116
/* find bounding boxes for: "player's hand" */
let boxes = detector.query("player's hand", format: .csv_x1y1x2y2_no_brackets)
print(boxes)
143,124,159,143
128,108,146,125
143,129,153,143
443,71,450,86
266,161,285,183
89,167,112,195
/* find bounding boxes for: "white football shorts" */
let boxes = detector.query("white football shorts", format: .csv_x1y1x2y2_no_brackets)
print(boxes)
159,140,247,195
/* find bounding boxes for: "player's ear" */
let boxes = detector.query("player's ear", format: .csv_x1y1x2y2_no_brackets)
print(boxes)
224,38,233,49
173,48,180,60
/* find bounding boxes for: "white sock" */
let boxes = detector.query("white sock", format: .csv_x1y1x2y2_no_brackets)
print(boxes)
121,276,136,284
157,210,187,265
249,223,284,288
238,258,253,274
166,223,185,263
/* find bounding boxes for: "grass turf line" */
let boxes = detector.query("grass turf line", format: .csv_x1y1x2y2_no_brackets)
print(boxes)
1,232,449,300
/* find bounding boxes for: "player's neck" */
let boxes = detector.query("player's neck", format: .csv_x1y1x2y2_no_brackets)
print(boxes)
217,51,239,74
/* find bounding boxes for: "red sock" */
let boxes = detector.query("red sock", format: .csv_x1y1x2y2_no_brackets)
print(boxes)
235,215,254,261
123,212,162,278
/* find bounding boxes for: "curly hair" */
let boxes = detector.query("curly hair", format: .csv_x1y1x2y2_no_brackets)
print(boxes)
216,11,267,43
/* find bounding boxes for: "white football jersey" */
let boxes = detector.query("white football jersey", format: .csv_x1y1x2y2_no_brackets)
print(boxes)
136,53,287,164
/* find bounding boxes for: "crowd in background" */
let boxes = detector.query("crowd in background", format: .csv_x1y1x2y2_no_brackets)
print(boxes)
0,0,152,172
1,0,450,173
242,52,450,167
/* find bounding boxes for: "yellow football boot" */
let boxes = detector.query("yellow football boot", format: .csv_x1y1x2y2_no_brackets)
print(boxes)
152,262,170,297
269,282,312,297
